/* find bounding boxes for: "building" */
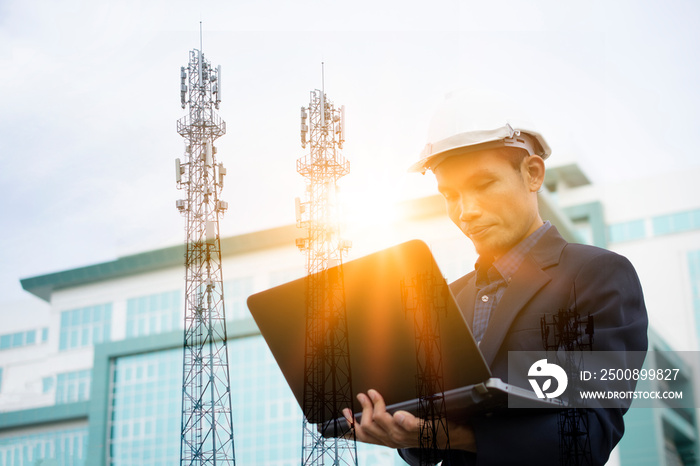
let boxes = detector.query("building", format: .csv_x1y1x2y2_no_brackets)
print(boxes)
1,162,699,465
549,164,700,465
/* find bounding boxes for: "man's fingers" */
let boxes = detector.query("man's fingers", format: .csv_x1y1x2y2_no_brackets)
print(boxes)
353,393,386,446
367,389,395,429
341,408,359,440
357,392,375,424
367,389,387,412
350,390,422,449
351,391,397,447
342,408,354,429
393,410,420,432
367,392,420,447
357,392,372,409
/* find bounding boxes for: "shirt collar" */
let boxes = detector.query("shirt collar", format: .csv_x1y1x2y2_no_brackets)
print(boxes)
475,221,551,286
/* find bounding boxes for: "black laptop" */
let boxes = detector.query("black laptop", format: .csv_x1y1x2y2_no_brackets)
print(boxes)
246,240,559,437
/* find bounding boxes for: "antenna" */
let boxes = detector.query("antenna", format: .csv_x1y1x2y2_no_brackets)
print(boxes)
320,63,326,128
296,75,357,465
175,44,236,465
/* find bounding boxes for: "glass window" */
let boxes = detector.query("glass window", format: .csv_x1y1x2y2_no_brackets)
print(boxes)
91,305,101,323
106,336,396,465
653,208,700,236
0,426,87,465
675,211,691,231
42,376,54,394
608,219,646,243
223,277,254,320
55,369,91,404
81,307,91,324
42,327,49,342
109,349,182,465
126,290,181,339
689,250,700,342
11,332,24,348
58,303,112,351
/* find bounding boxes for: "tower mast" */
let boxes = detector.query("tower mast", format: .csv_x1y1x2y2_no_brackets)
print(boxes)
175,43,235,465
541,292,594,466
295,65,357,466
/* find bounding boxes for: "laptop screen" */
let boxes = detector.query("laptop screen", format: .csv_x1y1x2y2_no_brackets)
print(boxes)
247,239,491,423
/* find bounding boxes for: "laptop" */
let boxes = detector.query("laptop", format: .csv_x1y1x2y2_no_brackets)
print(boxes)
246,240,559,437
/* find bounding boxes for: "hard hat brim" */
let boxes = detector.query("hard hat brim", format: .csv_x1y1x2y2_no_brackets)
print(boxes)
408,126,551,174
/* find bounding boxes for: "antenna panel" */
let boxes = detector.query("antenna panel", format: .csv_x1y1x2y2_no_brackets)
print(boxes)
217,65,222,102
205,141,213,166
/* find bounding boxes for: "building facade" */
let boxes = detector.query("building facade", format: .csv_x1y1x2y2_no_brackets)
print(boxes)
1,164,699,465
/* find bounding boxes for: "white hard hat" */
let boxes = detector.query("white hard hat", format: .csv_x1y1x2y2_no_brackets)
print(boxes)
408,89,551,174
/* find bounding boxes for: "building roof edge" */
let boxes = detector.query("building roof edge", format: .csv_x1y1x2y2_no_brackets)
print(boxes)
20,224,300,302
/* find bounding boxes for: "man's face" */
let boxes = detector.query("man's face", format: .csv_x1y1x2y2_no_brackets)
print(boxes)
434,148,543,259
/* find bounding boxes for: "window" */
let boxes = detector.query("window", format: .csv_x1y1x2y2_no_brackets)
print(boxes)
106,336,399,465
11,332,24,347
125,290,180,339
653,208,700,236
0,426,87,465
43,376,54,394
689,250,700,341
55,370,91,404
608,219,646,243
109,349,182,465
0,329,44,350
223,277,254,320
59,303,112,351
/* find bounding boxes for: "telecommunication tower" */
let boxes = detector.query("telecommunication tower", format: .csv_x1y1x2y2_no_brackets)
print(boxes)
401,271,451,465
541,290,594,466
295,69,357,466
175,42,236,465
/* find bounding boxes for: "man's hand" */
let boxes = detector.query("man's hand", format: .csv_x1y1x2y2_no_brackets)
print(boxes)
343,389,420,448
343,389,476,452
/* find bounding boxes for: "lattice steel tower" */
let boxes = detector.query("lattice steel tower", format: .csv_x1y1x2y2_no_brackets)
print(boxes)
175,45,236,465
401,271,451,464
541,290,594,466
295,72,357,466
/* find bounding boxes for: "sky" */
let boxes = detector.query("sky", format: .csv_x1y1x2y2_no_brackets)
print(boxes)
2,0,700,307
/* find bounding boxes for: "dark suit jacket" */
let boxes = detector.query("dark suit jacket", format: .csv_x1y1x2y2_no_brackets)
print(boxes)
400,226,648,465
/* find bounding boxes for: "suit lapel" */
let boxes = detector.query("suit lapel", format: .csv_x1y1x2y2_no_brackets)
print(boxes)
476,226,568,367
478,256,551,366
453,274,477,329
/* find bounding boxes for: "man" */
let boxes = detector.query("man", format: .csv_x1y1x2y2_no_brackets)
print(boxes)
343,95,648,465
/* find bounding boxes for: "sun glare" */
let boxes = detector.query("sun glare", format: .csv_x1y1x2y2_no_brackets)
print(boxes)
340,179,403,235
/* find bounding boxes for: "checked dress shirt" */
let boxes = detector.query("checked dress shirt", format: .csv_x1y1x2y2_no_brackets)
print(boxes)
472,221,552,344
